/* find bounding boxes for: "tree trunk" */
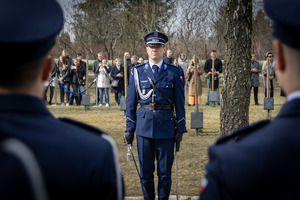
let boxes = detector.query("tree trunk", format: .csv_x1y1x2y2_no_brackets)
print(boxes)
220,0,252,136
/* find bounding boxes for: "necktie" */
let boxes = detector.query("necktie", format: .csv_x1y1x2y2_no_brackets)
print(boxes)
153,65,159,78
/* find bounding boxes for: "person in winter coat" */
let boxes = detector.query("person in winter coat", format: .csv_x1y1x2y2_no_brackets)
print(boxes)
178,52,189,95
97,59,111,107
110,58,124,106
262,52,276,98
187,59,203,106
58,56,71,106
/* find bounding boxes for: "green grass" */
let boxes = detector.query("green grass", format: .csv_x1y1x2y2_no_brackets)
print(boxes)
46,84,285,197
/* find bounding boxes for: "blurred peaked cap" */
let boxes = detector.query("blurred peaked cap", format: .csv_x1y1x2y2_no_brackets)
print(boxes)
76,53,82,57
211,50,217,52
144,31,168,46
0,0,64,64
264,0,300,50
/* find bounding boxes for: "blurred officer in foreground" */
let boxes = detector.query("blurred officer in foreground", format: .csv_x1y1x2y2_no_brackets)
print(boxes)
199,0,300,199
0,0,123,199
124,31,187,200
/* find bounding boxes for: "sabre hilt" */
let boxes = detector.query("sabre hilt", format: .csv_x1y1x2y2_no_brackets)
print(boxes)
127,145,131,162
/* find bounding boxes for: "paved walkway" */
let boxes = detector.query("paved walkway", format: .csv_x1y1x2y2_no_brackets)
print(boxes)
125,195,199,200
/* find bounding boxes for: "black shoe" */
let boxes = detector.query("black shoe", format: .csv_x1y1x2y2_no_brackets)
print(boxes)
255,102,260,105
48,101,51,105
218,103,220,105
206,103,209,106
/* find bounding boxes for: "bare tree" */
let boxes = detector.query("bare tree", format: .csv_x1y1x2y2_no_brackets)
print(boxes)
220,0,253,135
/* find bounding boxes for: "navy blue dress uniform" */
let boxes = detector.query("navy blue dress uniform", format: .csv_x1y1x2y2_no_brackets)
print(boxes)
0,0,123,199
199,0,300,199
125,31,187,199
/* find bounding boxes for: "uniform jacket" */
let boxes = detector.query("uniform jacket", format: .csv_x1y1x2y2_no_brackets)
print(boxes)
262,60,276,88
110,65,124,93
250,60,261,87
0,94,123,200
200,98,300,200
187,65,203,96
125,62,187,139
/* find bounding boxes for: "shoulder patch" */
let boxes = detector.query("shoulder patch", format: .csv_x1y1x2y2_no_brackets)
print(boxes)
59,118,106,136
216,120,270,145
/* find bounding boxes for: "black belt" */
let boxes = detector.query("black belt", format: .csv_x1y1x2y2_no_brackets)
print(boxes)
140,103,173,111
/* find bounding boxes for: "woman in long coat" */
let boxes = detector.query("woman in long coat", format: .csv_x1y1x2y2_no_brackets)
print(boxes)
110,58,124,106
187,59,203,106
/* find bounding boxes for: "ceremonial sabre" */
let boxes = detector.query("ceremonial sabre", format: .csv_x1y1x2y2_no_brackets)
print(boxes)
123,137,149,200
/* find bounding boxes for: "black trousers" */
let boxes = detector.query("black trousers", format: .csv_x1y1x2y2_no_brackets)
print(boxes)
251,86,259,103
264,80,274,98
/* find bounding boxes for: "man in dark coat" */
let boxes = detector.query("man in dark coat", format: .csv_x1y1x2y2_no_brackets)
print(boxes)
124,31,186,200
199,0,300,199
251,53,261,105
204,50,223,105
163,49,174,64
0,0,123,199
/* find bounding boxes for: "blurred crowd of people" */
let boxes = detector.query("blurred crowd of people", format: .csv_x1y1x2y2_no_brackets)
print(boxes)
46,48,281,108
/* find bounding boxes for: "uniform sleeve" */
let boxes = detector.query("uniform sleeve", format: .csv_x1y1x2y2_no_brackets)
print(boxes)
174,68,187,133
199,146,231,200
125,69,138,132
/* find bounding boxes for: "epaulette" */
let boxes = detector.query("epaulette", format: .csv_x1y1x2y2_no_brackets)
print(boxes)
59,117,106,136
168,63,178,68
133,63,145,68
216,119,270,144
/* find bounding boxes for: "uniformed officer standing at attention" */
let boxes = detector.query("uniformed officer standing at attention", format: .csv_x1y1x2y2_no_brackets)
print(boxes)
0,0,123,199
199,0,300,199
124,31,187,200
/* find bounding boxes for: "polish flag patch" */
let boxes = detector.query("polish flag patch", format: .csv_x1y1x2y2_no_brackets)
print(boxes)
180,76,183,80
200,176,208,194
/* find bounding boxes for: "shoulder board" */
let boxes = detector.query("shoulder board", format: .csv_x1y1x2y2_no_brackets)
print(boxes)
216,119,270,145
133,63,145,68
59,118,106,136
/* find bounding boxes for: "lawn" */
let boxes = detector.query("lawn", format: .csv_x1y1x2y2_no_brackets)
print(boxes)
47,82,285,197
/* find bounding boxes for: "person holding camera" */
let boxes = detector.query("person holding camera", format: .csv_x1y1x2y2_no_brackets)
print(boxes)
97,59,110,107
69,59,86,106
110,58,124,107
187,59,203,106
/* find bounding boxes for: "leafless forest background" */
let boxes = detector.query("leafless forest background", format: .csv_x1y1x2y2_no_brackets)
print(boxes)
53,0,272,62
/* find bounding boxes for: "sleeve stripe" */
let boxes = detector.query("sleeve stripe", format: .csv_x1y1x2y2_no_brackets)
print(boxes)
101,134,123,200
2,138,49,200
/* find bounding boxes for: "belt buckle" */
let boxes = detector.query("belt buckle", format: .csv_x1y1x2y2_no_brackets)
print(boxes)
150,102,156,111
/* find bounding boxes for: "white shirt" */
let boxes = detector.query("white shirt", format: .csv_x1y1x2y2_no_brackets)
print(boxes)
286,90,300,102
149,60,163,74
